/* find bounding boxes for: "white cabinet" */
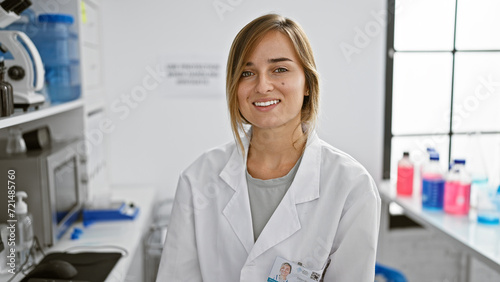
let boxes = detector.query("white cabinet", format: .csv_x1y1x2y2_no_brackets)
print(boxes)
0,0,108,205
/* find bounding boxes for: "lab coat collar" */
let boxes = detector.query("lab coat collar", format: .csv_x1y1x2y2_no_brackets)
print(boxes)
219,129,250,191
291,131,321,204
219,129,322,261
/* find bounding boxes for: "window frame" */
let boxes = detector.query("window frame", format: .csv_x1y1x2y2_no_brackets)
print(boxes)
383,0,500,180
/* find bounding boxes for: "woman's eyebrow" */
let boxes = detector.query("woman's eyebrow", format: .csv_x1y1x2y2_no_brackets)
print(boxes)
268,57,292,63
245,57,293,66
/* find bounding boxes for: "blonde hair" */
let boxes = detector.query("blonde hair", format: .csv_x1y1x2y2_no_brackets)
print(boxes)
226,14,320,154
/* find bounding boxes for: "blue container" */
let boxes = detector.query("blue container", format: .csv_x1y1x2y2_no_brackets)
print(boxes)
422,178,445,210
422,153,445,210
30,13,81,104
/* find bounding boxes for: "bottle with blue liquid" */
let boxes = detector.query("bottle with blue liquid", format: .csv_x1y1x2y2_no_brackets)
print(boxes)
418,147,436,192
422,152,445,210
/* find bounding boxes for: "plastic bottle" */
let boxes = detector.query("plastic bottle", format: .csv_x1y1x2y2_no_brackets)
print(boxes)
30,13,81,104
397,152,414,196
418,147,436,192
14,191,33,270
421,152,445,210
0,57,14,117
6,126,27,154
444,159,471,215
476,184,500,225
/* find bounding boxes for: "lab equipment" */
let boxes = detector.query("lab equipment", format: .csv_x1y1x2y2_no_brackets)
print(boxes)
476,184,500,225
422,152,445,210
468,134,489,209
30,13,81,104
14,191,34,271
0,0,31,28
444,159,471,215
397,151,414,196
82,201,139,226
0,30,45,110
22,125,51,150
6,126,26,154
0,57,14,116
2,8,35,34
0,139,85,248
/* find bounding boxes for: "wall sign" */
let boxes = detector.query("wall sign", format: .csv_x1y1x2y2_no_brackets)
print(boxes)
162,54,225,98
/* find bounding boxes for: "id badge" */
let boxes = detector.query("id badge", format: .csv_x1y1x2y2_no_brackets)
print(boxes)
267,256,329,282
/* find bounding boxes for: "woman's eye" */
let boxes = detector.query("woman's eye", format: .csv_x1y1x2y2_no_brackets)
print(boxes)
241,71,253,77
274,67,288,73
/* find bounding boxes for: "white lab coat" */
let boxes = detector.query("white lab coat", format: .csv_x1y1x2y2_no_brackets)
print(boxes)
156,132,381,282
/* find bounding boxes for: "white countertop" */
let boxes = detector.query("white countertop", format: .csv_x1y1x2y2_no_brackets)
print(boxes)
1,186,158,282
378,180,500,273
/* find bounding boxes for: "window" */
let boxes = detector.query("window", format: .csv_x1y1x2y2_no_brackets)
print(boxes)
383,0,500,185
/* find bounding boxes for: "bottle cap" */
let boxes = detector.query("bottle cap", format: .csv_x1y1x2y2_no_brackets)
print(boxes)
429,152,439,161
453,159,466,165
15,191,28,214
403,152,410,157
427,147,436,153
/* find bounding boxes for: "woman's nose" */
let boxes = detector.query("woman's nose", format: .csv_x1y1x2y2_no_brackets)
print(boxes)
255,74,274,94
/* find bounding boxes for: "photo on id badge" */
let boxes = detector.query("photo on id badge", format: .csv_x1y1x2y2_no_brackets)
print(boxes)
267,257,324,282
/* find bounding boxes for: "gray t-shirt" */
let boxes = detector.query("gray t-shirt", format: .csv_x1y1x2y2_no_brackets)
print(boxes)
246,156,303,241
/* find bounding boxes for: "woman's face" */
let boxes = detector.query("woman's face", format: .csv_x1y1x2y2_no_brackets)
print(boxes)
237,30,307,131
280,264,291,277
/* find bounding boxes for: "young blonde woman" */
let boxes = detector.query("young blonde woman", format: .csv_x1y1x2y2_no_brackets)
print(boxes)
157,14,381,282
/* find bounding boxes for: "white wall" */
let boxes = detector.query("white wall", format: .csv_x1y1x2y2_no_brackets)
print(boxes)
101,0,386,198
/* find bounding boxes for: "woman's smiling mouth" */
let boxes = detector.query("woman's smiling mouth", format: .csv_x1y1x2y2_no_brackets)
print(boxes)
253,99,281,107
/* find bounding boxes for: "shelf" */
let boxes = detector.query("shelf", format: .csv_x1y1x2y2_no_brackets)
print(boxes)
0,99,84,130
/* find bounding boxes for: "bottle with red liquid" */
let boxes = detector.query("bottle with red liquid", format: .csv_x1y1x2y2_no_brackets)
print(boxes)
397,152,414,196
444,159,471,215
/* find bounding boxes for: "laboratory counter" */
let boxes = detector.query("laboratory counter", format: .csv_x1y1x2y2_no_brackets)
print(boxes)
0,186,159,282
378,180,500,274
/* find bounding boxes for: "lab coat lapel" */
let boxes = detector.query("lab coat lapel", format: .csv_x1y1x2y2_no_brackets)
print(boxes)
247,133,322,262
220,135,254,255
247,191,301,262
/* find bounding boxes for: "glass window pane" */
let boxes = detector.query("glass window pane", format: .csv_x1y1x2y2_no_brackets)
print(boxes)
392,53,453,135
456,0,500,50
452,52,500,133
391,135,450,184
394,0,456,51
451,133,500,184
